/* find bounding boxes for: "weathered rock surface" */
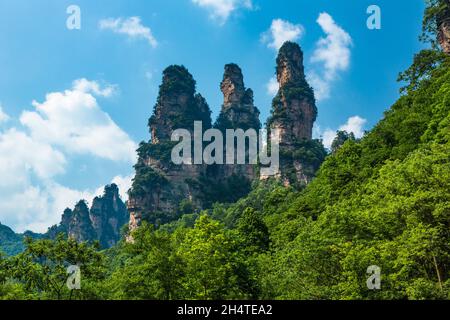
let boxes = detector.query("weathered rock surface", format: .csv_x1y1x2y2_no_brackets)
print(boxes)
128,66,212,234
214,63,261,182
90,184,129,248
127,42,325,235
266,42,324,186
269,42,316,144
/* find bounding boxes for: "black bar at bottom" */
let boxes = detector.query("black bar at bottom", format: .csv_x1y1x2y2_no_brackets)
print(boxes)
0,300,446,318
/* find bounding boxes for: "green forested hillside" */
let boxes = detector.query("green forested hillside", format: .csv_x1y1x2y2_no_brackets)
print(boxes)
1,53,448,300
1,2,449,300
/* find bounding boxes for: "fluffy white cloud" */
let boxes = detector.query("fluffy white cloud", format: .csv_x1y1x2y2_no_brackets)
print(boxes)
0,129,66,187
315,116,367,149
309,13,352,101
192,0,253,24
339,116,367,139
0,104,9,123
20,79,137,163
0,178,129,233
0,130,69,232
0,185,52,233
307,72,330,102
262,19,304,50
312,13,352,79
99,17,158,48
0,80,136,233
73,78,117,97
266,76,279,96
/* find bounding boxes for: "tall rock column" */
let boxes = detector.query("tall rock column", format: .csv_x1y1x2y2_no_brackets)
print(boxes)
68,201,96,243
90,184,129,248
127,65,212,235
214,64,261,182
269,42,316,143
216,64,261,131
266,41,325,187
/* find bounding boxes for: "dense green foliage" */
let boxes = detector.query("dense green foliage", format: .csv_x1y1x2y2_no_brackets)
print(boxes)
277,138,327,188
331,130,356,154
1,235,105,300
1,7,449,300
188,173,253,208
130,162,168,198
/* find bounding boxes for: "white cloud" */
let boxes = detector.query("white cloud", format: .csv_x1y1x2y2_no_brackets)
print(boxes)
91,174,133,202
73,78,117,97
0,128,66,186
192,0,253,24
309,13,352,101
20,79,137,163
0,178,129,233
0,185,52,233
262,19,304,50
0,104,9,124
99,17,158,48
339,116,367,139
312,13,352,79
266,76,279,96
0,130,69,232
321,128,338,150
314,116,367,149
307,72,330,102
0,80,136,233
27,183,98,233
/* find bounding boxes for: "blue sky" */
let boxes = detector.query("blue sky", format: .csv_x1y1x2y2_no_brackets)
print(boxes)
0,0,426,232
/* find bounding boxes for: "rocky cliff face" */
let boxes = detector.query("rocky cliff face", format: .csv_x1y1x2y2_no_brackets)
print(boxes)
214,63,261,182
67,201,97,243
266,42,325,186
127,64,263,234
46,184,128,248
268,42,316,143
128,65,212,235
127,42,325,235
90,184,129,248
